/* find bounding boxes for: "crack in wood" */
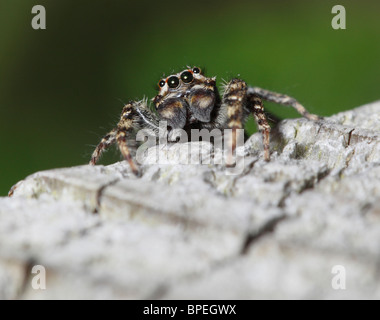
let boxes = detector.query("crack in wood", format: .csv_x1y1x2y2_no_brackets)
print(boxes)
93,178,121,214
240,215,287,255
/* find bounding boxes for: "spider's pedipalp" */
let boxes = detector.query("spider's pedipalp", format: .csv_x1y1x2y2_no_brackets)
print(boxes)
156,98,187,129
188,84,216,122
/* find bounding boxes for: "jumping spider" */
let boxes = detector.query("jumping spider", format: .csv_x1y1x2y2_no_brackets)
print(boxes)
89,66,320,175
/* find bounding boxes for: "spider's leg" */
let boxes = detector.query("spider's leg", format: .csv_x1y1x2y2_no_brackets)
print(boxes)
89,129,117,165
90,101,157,176
114,102,144,176
247,87,321,121
247,95,271,161
222,78,247,165
116,128,140,176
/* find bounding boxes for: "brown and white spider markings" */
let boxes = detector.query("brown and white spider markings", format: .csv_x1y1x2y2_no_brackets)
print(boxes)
89,66,320,176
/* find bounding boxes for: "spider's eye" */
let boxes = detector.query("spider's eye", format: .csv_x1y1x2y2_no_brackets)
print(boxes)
180,71,193,83
167,76,180,89
158,80,166,88
192,67,201,74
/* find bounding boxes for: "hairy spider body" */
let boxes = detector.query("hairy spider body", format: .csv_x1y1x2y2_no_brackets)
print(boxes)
89,67,320,175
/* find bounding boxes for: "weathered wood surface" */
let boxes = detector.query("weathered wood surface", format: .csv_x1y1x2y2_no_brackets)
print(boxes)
1,100,380,299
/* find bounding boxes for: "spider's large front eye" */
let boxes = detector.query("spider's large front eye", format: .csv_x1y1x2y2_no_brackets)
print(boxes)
167,76,180,89
193,67,201,74
180,71,193,83
159,80,166,88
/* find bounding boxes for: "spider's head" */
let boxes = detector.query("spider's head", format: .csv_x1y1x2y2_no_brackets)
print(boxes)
155,67,203,98
153,67,216,129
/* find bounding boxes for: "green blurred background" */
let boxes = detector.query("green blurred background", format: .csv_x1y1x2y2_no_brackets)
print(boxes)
0,0,379,196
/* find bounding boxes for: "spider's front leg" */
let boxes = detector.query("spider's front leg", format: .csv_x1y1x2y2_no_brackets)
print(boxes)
115,130,140,176
247,87,321,121
89,128,117,165
223,79,272,162
89,101,152,176
247,95,271,161
223,78,247,165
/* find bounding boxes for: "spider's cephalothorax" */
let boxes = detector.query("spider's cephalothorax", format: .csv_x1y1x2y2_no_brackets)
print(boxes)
89,66,320,175
153,67,218,129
